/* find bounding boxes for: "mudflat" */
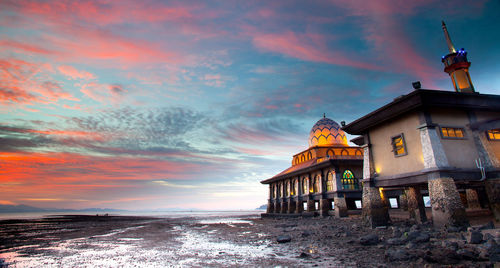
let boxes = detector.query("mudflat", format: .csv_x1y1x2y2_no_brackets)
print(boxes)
0,214,499,267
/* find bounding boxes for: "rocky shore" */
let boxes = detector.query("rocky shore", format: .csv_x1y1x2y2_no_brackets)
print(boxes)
0,213,498,267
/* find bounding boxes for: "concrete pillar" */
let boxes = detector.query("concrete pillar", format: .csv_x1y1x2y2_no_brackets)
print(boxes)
319,199,331,217
334,196,348,218
267,200,274,213
399,193,408,211
362,185,390,227
281,201,288,213
307,199,315,212
465,189,481,209
274,201,280,213
485,179,500,222
419,124,450,169
288,200,296,214
295,200,303,214
406,186,427,223
428,178,469,228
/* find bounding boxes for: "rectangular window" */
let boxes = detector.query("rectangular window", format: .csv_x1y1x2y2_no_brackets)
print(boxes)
441,127,466,139
487,129,500,140
391,134,407,156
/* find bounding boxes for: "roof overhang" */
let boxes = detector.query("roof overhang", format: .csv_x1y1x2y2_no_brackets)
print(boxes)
342,89,500,135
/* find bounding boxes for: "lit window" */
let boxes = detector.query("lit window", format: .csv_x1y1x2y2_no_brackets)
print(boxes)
342,170,359,190
487,129,500,140
285,181,290,196
391,134,407,156
309,178,314,193
326,171,334,191
441,127,465,139
313,175,320,193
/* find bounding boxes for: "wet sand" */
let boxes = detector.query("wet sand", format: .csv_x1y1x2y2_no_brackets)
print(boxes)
0,213,498,267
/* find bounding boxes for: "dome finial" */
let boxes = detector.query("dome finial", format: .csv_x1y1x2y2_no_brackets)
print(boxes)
323,113,326,118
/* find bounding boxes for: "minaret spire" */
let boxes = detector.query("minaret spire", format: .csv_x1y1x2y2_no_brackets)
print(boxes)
440,21,475,93
441,21,456,53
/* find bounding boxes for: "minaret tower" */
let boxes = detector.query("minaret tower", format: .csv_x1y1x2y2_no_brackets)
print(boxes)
441,21,475,93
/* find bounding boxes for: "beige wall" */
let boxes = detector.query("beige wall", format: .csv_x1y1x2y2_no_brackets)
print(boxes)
474,111,500,163
430,108,479,168
370,111,424,177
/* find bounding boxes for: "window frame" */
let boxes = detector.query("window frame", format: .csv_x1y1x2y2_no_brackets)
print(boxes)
391,133,408,157
486,129,500,141
439,126,467,140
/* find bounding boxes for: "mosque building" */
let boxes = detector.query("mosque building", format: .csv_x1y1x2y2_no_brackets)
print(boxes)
261,115,364,217
343,21,500,227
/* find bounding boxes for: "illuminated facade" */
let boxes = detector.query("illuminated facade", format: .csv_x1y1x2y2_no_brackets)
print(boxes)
261,116,363,217
342,22,500,227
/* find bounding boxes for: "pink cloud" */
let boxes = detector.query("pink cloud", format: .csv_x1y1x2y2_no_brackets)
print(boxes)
80,82,127,104
0,40,54,55
252,31,381,70
58,65,95,80
0,58,78,106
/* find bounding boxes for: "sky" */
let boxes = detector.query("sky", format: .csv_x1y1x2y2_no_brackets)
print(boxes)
1,0,500,211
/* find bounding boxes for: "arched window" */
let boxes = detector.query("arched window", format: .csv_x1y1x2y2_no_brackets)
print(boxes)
302,177,308,194
326,171,335,191
300,154,305,162
313,175,320,193
307,151,312,160
291,179,297,196
355,149,363,156
341,149,349,156
327,149,334,158
285,181,290,196
342,170,359,190
272,185,276,198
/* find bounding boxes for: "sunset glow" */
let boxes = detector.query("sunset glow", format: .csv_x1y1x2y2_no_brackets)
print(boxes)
1,0,499,210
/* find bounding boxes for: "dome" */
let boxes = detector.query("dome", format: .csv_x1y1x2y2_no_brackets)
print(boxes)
308,117,348,147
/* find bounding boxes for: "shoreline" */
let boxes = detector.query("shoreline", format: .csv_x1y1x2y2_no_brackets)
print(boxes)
1,213,499,267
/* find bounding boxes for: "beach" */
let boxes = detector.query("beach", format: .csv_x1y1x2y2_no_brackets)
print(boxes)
1,212,499,267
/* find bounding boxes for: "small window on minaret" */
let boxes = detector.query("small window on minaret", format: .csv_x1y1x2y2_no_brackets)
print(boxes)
487,129,500,140
391,134,407,157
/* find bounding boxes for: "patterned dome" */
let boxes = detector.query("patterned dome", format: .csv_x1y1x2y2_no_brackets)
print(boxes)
308,117,348,147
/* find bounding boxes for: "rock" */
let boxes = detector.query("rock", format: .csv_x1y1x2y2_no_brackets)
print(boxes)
456,248,477,260
359,234,379,245
406,230,421,241
478,221,495,230
386,237,407,246
414,232,430,243
424,248,461,264
410,224,419,231
391,227,402,238
467,230,483,244
298,252,310,258
405,242,417,249
385,249,410,261
301,230,312,237
277,235,292,243
447,226,460,233
441,241,459,251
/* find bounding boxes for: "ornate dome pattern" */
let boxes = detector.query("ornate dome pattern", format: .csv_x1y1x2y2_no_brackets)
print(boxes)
308,117,348,147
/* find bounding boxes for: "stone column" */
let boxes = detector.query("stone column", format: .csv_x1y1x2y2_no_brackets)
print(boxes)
288,200,296,214
267,200,274,213
465,189,481,209
334,196,348,218
419,124,450,169
399,193,408,211
295,200,304,214
406,186,427,223
274,201,280,213
428,177,469,228
319,199,331,217
281,201,288,213
307,200,315,212
362,184,390,227
485,179,500,221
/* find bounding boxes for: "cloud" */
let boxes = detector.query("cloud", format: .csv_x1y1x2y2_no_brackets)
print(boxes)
152,179,197,189
0,58,78,106
57,65,96,80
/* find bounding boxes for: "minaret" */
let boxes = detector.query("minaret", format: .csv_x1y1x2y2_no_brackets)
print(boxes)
441,21,475,93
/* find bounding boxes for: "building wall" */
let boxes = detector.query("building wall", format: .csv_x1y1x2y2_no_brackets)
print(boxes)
430,108,479,168
475,111,500,162
369,111,424,177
